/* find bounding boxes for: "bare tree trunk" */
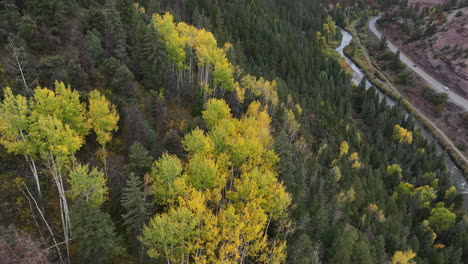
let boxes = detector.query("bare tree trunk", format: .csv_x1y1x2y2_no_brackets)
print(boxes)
24,155,43,210
7,39,34,96
23,185,64,262
19,130,44,213
102,147,108,178
49,154,71,263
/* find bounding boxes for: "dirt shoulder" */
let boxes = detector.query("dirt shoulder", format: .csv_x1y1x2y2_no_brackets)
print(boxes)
347,20,468,167
380,7,468,99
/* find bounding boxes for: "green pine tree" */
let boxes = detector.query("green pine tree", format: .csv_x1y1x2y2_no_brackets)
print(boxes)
127,141,153,176
121,173,151,233
71,201,123,263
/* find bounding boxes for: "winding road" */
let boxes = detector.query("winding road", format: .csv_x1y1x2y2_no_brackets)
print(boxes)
369,16,468,110
336,27,468,209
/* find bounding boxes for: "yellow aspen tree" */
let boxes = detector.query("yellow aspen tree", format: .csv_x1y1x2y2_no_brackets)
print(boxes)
68,164,108,207
391,250,416,264
393,125,413,144
143,99,290,263
88,90,119,178
339,141,349,157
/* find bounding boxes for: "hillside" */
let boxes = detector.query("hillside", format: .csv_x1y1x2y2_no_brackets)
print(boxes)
380,1,468,97
0,1,467,264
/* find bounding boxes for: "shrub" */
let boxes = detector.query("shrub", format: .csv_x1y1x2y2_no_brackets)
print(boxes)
423,87,448,105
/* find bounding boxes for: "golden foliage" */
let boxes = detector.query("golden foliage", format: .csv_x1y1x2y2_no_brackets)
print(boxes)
391,250,416,264
393,125,413,144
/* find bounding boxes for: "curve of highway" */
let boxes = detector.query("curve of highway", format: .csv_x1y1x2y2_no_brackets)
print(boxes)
369,16,468,110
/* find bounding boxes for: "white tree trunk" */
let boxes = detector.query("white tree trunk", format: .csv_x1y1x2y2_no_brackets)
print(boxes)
23,185,64,262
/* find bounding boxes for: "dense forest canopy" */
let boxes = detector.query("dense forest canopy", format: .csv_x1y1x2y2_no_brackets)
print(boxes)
0,0,467,263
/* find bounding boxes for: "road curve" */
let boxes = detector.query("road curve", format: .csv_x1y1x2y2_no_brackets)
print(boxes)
369,16,468,110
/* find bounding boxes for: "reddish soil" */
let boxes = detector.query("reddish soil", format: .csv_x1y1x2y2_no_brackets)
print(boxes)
382,7,468,98
399,71,468,152
408,0,448,8
361,22,468,153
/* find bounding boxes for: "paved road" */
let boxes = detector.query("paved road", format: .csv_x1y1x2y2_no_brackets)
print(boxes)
369,16,468,110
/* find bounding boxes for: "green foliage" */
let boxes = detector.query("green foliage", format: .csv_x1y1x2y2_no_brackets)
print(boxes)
71,201,123,263
88,89,119,147
68,164,108,207
423,87,448,106
121,173,151,232
143,206,198,261
18,15,37,41
429,207,456,233
0,0,19,42
86,29,105,65
144,99,290,263
394,71,411,85
201,98,232,129
150,152,184,204
151,12,186,70
391,50,403,71
104,0,127,62
0,1,467,263
379,36,387,51
127,141,153,176
26,0,67,33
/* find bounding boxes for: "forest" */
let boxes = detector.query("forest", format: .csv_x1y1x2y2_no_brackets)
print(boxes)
0,0,467,263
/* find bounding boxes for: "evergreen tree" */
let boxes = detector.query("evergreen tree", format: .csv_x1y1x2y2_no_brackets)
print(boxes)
127,141,153,177
0,0,20,42
71,201,123,263
104,0,127,62
86,29,105,66
121,173,151,233
391,50,402,71
379,36,387,51
139,28,166,91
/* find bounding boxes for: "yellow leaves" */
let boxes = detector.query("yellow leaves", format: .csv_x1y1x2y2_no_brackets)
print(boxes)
152,13,186,70
368,203,386,223
186,153,220,190
339,141,349,157
202,99,232,130
399,182,414,194
240,75,279,109
413,185,436,207
434,243,445,249
144,99,289,263
234,82,245,103
33,81,90,137
150,153,184,204
387,164,403,177
393,125,413,144
143,206,199,261
331,166,342,182
391,250,416,264
1,83,117,182
0,87,30,154
31,115,83,159
337,187,356,207
182,128,214,155
348,152,362,169
88,90,119,146
323,23,331,36
444,186,457,200
295,104,303,115
285,109,300,137
133,3,145,14
68,164,108,207
152,12,236,92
